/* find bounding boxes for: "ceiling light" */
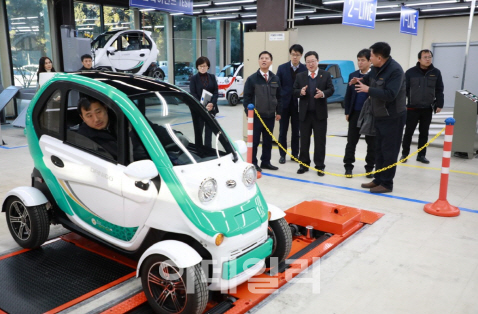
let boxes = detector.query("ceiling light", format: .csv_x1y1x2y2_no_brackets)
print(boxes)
378,5,400,8
376,11,401,15
422,6,469,11
295,9,316,14
309,15,342,19
208,14,238,20
323,0,344,4
214,0,255,4
243,6,256,10
193,1,211,7
193,10,203,14
170,12,184,15
140,8,155,11
205,7,241,13
242,20,256,24
294,17,306,20
406,1,458,6
240,14,257,18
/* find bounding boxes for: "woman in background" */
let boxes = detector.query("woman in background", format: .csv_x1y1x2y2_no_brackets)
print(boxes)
189,56,219,147
37,57,56,83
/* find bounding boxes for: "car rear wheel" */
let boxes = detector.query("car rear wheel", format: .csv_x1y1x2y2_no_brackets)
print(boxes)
228,93,239,106
141,254,208,314
152,69,165,81
5,196,50,249
265,218,292,268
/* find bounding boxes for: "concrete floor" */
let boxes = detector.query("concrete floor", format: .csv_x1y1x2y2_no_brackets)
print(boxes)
1,100,477,314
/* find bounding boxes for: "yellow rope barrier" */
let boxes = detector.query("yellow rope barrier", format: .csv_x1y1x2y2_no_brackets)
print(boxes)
253,108,446,178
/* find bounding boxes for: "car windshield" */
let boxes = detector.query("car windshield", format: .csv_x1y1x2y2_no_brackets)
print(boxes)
218,64,240,78
129,91,235,166
92,33,115,50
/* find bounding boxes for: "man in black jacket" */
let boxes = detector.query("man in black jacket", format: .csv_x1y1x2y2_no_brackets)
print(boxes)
353,42,407,193
243,51,282,172
293,51,334,176
343,49,375,178
401,49,444,164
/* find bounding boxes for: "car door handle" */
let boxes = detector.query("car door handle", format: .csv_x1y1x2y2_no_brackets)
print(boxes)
135,181,150,191
140,53,145,57
51,155,64,168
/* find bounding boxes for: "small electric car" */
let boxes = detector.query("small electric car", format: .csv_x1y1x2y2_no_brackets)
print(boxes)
2,71,292,314
217,63,244,106
92,30,165,80
319,60,355,108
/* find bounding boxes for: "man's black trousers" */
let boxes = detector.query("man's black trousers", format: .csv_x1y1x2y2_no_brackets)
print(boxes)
252,115,275,166
299,114,327,169
401,108,433,158
343,110,375,171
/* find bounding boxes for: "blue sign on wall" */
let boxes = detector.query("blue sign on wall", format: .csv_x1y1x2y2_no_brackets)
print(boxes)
342,0,377,29
400,7,419,36
130,0,193,15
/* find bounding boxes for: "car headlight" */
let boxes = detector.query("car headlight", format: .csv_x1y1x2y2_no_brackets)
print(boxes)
198,177,217,203
243,165,257,188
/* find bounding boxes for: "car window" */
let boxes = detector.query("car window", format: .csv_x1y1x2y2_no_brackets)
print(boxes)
64,89,119,162
327,65,339,78
39,90,62,136
129,91,233,166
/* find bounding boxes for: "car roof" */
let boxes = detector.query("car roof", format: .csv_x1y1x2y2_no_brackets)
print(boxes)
71,71,183,96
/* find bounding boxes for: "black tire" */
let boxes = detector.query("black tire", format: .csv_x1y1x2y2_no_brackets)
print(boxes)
140,254,208,314
228,93,239,106
5,196,50,249
152,69,165,81
265,218,292,268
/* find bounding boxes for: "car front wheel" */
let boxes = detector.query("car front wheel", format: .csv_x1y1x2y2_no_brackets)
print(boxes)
141,254,208,314
265,217,292,268
5,196,50,249
228,93,239,106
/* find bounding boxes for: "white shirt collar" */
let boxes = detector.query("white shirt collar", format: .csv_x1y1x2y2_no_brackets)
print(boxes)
260,70,269,76
360,68,371,75
308,68,318,77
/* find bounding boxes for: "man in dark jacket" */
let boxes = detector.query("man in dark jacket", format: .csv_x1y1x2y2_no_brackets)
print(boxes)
343,48,375,178
401,49,444,164
77,97,117,159
78,54,94,71
293,51,334,176
243,51,282,172
353,42,407,193
276,44,307,164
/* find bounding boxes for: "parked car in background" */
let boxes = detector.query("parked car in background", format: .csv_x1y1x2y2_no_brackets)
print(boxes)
319,60,355,108
217,62,244,106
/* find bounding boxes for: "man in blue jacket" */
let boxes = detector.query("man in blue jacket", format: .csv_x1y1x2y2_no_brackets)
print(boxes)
353,42,407,193
276,44,307,164
401,49,444,164
243,51,282,172
343,49,375,178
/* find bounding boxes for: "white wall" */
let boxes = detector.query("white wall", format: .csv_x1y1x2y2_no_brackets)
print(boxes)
296,16,478,72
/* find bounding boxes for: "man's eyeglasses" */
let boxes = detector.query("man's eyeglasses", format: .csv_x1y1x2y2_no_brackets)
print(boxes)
422,56,433,60
290,53,302,58
306,60,318,64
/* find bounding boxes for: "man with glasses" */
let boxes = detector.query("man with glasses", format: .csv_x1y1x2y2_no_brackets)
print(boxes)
276,44,307,164
400,49,444,164
293,51,334,176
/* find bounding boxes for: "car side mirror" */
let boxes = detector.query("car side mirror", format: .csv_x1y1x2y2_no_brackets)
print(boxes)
236,76,242,80
234,140,247,154
107,47,115,56
124,160,158,181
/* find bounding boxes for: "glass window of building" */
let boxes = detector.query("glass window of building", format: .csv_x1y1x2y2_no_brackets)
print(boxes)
140,11,168,81
230,22,242,63
74,2,101,40
173,15,197,87
200,19,220,75
103,6,134,32
6,0,53,88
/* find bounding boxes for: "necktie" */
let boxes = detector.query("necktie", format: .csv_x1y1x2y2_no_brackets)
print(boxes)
264,73,268,81
311,72,315,79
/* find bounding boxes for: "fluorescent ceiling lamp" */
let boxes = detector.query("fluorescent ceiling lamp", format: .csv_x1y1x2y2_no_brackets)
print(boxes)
27,16,38,19
295,9,316,14
78,27,93,30
309,15,342,19
154,25,165,28
193,10,203,14
205,7,240,13
11,22,26,25
294,17,306,20
240,14,257,17
406,1,458,6
242,20,256,24
215,0,254,4
143,25,152,28
193,1,211,7
243,6,256,10
11,17,26,20
323,0,344,4
170,12,184,15
208,14,238,20
378,4,400,8
376,11,401,15
422,6,469,11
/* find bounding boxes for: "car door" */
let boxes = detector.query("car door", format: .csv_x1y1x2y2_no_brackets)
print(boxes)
234,64,245,97
321,64,342,103
34,84,158,243
117,32,150,73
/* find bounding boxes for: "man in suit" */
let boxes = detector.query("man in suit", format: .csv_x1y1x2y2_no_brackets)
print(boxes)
276,44,307,164
293,51,334,176
343,48,375,178
353,42,407,193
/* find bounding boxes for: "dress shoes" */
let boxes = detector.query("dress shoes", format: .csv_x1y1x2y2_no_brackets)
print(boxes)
297,166,309,174
370,185,392,193
254,164,262,172
261,163,279,170
366,173,374,179
279,156,286,164
361,181,378,189
400,155,407,163
345,169,353,178
416,156,430,164
317,170,325,177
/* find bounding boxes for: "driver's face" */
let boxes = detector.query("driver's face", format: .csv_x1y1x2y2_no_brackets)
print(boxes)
80,101,109,130
82,58,93,69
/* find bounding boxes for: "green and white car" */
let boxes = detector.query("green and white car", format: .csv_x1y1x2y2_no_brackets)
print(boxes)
2,71,292,314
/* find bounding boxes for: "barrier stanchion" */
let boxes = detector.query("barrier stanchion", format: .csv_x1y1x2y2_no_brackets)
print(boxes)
247,104,261,179
424,117,460,217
